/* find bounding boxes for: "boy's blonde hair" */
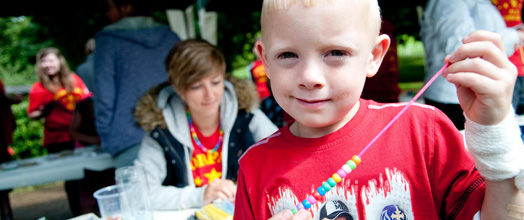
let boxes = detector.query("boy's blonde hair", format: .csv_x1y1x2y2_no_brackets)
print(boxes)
164,39,226,95
261,0,382,39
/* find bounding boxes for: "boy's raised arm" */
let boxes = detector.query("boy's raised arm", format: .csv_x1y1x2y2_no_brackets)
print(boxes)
444,30,524,219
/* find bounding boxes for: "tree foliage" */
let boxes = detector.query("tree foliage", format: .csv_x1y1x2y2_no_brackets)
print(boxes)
0,17,52,85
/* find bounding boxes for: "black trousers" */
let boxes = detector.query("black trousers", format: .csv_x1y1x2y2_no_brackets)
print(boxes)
425,98,465,130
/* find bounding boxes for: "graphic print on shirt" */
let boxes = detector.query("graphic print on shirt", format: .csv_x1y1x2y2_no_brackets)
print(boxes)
267,167,413,220
362,167,413,220
54,87,86,110
190,150,223,187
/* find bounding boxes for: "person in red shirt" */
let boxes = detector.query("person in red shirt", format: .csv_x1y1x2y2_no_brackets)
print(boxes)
26,47,90,216
27,47,90,153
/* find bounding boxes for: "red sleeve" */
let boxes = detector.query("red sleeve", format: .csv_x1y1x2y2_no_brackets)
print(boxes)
233,167,256,220
431,110,484,219
27,82,54,114
71,73,91,99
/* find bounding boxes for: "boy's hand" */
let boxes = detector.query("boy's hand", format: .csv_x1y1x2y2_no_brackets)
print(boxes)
444,30,517,125
268,210,312,220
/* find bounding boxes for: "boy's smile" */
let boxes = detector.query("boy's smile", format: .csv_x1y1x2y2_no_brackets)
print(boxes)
257,0,389,138
295,97,329,109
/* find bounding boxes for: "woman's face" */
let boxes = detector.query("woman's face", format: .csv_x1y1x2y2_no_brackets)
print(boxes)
181,71,225,118
40,53,61,76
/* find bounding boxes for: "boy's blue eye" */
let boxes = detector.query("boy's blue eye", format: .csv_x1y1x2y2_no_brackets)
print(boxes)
278,52,297,59
328,50,346,56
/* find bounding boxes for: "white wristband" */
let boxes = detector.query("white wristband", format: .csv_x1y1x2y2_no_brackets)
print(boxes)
464,108,524,188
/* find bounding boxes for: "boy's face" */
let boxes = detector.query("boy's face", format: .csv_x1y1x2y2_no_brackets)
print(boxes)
258,0,389,137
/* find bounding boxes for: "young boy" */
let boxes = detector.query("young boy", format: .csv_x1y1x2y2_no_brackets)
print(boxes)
233,0,524,219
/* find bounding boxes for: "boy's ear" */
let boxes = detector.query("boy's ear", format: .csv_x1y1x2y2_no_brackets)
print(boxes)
366,34,391,78
255,40,271,79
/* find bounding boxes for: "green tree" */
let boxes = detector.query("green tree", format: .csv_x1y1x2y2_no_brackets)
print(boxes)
10,97,46,159
0,16,52,86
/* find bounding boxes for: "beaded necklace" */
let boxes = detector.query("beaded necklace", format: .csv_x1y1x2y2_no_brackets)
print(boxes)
186,108,224,153
291,62,449,214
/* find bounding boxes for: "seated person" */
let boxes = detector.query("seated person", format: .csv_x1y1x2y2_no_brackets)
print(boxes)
133,39,278,210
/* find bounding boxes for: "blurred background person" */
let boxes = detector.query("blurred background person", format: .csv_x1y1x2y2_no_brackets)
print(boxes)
93,0,181,168
27,47,90,153
26,47,90,216
75,38,96,94
0,77,21,220
133,39,277,210
70,95,100,147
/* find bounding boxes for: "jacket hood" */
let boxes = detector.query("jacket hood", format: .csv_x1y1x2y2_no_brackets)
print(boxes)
97,17,174,48
134,76,260,132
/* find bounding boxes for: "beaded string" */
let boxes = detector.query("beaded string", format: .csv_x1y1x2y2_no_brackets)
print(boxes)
291,62,450,214
186,108,224,153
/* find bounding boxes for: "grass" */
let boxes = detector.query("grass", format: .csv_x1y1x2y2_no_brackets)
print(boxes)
10,181,64,195
397,36,426,89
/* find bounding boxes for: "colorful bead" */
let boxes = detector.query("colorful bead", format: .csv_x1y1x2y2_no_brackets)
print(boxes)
292,208,298,214
337,169,347,178
327,178,336,187
346,160,357,170
342,164,352,174
351,155,361,165
313,191,322,200
332,173,342,183
302,199,311,209
307,195,317,204
317,186,326,196
322,182,331,191
297,203,305,210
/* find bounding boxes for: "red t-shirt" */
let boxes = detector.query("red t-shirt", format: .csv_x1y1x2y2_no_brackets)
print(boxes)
234,99,484,219
190,124,223,187
27,74,90,146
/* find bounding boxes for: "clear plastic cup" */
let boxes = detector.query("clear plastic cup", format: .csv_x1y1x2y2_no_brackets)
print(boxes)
93,185,123,220
115,165,152,220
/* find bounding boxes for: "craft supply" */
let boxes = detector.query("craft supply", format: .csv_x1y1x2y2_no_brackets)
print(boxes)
186,108,224,153
292,62,450,213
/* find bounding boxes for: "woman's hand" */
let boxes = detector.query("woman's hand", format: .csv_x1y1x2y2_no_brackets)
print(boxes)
203,179,236,204
268,210,312,220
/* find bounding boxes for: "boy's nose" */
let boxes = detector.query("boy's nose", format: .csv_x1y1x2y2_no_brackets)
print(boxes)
298,61,325,89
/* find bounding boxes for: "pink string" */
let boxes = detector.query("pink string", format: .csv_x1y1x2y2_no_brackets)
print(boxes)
357,62,449,158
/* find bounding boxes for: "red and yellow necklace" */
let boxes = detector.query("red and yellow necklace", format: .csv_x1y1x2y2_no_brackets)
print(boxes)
186,108,224,153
